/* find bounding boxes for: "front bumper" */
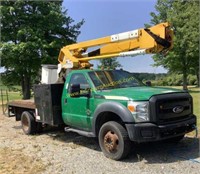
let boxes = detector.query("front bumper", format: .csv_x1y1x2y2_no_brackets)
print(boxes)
125,115,197,142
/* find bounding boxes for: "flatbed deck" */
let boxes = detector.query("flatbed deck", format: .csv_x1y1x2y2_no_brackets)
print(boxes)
8,100,35,120
8,100,35,109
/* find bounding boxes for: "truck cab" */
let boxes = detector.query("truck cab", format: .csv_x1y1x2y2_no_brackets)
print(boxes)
60,69,196,160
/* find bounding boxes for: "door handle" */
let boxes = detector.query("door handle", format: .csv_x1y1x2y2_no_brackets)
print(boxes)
64,98,67,104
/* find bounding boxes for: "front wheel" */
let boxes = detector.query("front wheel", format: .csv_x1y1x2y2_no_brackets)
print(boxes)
98,121,131,160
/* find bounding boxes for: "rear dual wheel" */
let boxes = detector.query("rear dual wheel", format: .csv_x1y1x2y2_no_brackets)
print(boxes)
21,111,42,135
98,121,131,160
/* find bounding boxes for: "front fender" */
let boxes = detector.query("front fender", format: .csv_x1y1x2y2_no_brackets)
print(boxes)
92,101,134,135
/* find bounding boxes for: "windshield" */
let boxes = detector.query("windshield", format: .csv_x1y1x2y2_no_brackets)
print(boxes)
88,70,144,90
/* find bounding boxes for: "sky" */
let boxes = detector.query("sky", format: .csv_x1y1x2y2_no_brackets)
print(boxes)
63,0,167,73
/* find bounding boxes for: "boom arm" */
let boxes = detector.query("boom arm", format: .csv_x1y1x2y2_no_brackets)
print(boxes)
58,22,173,69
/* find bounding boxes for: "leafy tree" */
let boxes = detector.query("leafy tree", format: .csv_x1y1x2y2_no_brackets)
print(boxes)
149,0,199,89
0,0,84,99
98,58,122,70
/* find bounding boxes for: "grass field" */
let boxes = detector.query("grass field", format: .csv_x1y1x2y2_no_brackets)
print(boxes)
188,87,200,128
0,83,22,102
0,85,199,127
0,89,22,102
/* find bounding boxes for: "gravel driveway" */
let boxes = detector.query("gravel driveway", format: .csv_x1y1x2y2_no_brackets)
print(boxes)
0,112,200,174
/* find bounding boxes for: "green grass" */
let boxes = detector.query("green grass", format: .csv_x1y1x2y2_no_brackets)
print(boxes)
0,86,22,105
7,92,22,101
0,85,22,114
188,87,200,128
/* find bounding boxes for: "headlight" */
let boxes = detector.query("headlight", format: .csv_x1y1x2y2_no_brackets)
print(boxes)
127,101,149,122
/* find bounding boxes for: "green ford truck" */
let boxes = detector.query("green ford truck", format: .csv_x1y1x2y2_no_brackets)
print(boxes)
8,69,197,160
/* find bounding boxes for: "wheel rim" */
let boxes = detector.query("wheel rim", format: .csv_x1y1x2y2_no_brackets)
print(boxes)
104,131,119,153
22,115,29,132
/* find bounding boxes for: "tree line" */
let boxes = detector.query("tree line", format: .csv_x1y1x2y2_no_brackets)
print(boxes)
147,0,199,89
132,73,198,87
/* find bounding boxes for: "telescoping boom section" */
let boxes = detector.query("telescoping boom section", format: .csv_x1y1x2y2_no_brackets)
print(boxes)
58,22,173,69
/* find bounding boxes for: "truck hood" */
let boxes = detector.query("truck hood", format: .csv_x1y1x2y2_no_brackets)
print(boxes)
95,87,183,101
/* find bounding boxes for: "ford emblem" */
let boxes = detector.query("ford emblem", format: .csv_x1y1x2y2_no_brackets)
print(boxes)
173,106,184,114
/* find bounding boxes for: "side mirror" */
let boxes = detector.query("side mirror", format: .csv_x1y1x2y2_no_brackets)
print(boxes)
146,81,152,86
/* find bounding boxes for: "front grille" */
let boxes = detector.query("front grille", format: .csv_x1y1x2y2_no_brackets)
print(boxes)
149,93,193,124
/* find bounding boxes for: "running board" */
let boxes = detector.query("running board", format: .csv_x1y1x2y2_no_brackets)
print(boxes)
64,127,95,137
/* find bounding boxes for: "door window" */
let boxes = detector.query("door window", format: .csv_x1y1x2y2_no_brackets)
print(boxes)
68,73,90,93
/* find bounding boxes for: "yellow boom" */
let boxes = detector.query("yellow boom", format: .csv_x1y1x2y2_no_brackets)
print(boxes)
58,22,173,69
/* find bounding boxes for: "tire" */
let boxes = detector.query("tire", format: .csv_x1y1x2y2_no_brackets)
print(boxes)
36,122,43,133
21,111,37,135
98,121,131,160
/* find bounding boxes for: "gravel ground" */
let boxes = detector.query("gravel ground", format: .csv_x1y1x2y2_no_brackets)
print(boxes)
0,112,200,174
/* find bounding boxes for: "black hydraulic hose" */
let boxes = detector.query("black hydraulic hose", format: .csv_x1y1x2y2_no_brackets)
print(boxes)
144,28,171,48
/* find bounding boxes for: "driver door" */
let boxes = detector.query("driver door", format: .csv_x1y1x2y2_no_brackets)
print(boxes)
62,73,92,130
